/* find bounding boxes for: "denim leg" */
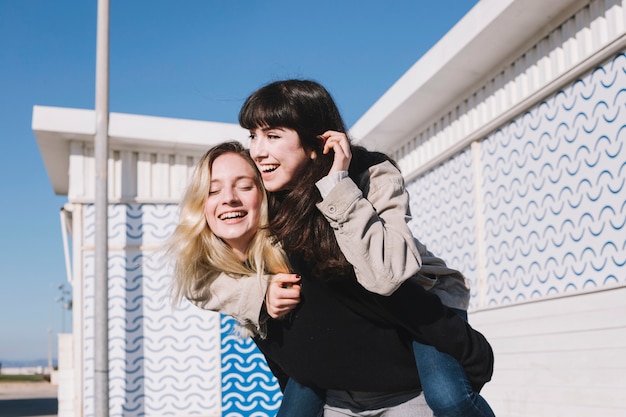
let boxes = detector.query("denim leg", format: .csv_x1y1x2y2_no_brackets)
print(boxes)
412,309,495,417
277,378,325,417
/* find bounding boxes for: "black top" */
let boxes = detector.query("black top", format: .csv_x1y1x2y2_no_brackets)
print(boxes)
254,270,420,392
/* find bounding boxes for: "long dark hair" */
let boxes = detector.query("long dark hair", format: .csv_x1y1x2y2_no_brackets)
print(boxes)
239,79,395,279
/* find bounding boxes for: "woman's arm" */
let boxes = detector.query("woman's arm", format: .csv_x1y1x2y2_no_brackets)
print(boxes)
316,160,422,295
317,161,471,309
190,271,269,333
192,271,301,332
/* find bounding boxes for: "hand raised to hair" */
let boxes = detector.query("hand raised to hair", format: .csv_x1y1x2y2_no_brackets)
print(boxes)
318,130,352,175
265,273,302,319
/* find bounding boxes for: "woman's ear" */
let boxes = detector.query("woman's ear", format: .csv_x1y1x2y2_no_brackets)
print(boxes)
310,150,317,160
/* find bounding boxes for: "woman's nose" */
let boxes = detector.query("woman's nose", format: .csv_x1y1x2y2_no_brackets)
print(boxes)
221,187,240,204
251,136,268,158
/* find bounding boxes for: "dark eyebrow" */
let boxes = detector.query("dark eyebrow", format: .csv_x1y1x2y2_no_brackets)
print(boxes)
261,126,286,132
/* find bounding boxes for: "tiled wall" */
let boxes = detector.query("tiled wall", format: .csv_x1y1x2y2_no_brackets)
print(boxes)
407,52,626,311
81,204,281,417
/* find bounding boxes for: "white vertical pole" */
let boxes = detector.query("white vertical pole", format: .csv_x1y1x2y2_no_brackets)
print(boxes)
94,0,110,416
48,327,53,375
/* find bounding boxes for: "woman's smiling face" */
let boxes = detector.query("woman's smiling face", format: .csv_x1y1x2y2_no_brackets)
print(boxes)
248,126,313,192
204,152,263,259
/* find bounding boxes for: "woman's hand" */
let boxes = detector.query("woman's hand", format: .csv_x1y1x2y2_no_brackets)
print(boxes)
265,273,302,319
319,130,352,175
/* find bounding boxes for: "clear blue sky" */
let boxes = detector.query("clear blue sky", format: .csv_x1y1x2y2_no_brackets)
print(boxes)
0,0,478,363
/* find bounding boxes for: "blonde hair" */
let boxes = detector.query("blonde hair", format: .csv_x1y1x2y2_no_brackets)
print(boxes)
167,141,290,310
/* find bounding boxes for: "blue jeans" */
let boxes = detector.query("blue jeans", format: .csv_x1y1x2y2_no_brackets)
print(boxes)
276,377,324,417
412,309,495,417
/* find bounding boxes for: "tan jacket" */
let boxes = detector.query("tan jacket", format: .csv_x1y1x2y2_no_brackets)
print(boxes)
190,271,269,336
316,160,423,296
316,160,470,309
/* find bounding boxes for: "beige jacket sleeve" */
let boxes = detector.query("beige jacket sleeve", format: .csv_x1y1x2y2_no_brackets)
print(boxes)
414,239,471,310
191,271,270,335
315,160,422,295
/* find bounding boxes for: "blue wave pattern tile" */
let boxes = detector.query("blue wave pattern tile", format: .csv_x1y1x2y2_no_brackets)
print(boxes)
82,204,222,417
406,149,480,309
480,53,626,306
83,204,178,248
220,316,282,417
408,52,626,309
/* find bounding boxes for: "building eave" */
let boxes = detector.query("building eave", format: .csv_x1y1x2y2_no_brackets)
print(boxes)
350,0,580,151
32,105,248,195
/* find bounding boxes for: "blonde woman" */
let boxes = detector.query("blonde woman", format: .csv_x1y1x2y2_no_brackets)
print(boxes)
167,141,293,337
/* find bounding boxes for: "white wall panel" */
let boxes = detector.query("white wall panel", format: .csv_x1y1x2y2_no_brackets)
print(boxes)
470,287,626,416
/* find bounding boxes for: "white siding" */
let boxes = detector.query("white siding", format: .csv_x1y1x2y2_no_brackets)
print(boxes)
68,142,203,203
471,286,626,416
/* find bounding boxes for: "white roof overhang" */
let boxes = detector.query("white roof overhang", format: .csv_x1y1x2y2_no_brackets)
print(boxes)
350,0,579,150
32,105,248,195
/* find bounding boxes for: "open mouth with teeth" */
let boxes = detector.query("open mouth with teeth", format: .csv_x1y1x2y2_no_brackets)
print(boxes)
218,211,246,220
259,164,278,173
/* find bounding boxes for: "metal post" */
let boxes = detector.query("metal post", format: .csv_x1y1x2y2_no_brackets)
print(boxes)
48,327,53,376
94,0,110,416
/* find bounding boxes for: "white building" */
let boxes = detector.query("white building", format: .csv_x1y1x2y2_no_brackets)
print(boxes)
34,109,277,417
351,0,626,415
34,0,626,416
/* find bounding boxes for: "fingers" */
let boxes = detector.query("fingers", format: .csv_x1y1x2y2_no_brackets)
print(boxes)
319,131,351,155
266,291,300,319
273,273,302,288
268,295,300,318
318,130,351,174
266,274,302,319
